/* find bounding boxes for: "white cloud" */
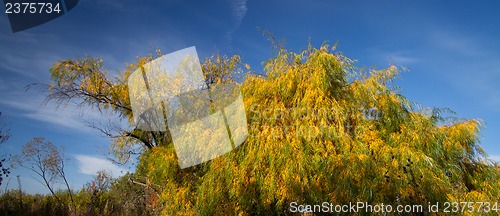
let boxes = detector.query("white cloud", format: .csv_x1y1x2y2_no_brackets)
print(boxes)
488,155,500,163
232,0,248,27
74,154,128,178
0,24,64,79
0,95,97,134
226,0,248,44
0,78,7,90
429,29,485,57
386,55,419,65
364,48,419,67
422,28,500,110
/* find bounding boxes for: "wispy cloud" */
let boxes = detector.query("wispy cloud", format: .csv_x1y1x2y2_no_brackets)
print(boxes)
0,78,7,91
488,155,500,163
429,29,485,57
0,22,64,79
232,0,248,27
81,0,131,11
365,49,419,67
0,48,62,79
0,93,102,134
386,54,419,66
423,28,500,110
74,154,129,178
226,0,248,44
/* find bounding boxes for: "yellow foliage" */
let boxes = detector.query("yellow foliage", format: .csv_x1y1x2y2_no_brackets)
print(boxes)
45,43,500,214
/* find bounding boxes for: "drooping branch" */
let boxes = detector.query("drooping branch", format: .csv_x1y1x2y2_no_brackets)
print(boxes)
29,53,245,166
128,177,161,198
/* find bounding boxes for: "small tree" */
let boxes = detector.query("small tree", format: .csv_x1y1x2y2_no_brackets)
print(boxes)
87,170,112,194
14,137,76,214
106,172,151,215
83,170,113,215
0,112,11,186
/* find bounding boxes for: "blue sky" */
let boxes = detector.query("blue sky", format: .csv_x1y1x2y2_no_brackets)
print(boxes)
1,0,499,194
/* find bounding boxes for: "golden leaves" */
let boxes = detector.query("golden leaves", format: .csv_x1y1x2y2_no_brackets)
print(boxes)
41,43,499,214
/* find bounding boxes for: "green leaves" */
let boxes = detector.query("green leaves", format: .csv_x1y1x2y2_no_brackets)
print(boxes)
37,42,500,214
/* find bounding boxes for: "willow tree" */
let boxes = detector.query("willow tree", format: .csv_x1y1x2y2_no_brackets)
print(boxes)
41,43,499,215
136,44,499,215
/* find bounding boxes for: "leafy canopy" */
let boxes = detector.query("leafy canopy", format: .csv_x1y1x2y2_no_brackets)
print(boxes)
42,43,499,215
